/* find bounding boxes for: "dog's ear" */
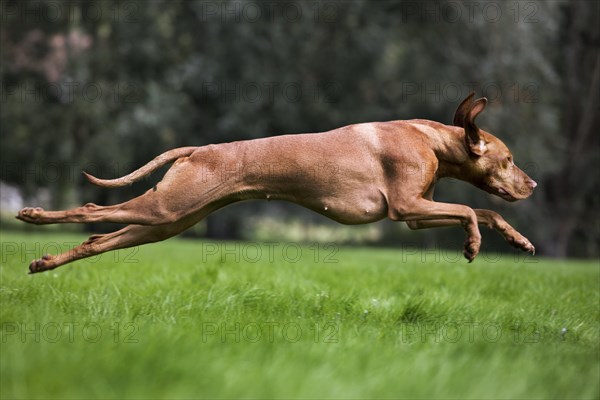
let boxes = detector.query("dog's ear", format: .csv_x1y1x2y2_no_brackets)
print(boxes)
453,91,475,127
464,97,488,156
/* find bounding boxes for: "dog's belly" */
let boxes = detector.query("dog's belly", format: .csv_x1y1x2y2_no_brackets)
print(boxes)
248,187,389,225
305,196,389,224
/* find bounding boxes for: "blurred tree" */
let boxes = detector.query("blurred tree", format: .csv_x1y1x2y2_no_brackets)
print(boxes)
540,1,600,257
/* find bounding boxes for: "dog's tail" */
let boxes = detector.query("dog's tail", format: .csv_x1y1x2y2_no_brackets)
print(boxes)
83,147,198,188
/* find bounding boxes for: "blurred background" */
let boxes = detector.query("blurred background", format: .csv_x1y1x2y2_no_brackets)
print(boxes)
1,0,598,258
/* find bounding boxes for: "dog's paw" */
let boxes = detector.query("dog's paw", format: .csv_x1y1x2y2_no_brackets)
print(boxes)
16,207,45,224
463,237,481,262
29,255,53,274
506,231,535,254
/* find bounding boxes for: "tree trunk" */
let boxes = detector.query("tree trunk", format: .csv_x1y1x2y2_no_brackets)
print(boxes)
545,1,600,257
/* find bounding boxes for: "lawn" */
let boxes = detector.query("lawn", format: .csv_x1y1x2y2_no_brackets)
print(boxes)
1,230,598,399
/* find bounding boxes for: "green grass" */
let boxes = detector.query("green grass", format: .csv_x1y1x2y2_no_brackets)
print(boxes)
1,230,598,399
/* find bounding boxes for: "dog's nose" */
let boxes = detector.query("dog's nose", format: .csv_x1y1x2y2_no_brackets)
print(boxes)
528,179,537,189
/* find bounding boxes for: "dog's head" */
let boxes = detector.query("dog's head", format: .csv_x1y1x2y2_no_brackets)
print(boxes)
453,92,537,202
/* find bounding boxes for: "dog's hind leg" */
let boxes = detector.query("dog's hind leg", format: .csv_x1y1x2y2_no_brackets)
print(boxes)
17,194,179,226
27,220,192,273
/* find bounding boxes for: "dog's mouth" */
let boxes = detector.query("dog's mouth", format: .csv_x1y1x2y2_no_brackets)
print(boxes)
483,183,518,202
496,187,518,202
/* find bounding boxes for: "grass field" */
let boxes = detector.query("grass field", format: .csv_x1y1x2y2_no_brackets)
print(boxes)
1,230,598,399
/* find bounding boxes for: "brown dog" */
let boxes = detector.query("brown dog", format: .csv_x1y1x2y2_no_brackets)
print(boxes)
17,92,536,273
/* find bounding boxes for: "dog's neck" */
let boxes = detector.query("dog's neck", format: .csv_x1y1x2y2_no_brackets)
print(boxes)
435,129,472,179
407,120,472,181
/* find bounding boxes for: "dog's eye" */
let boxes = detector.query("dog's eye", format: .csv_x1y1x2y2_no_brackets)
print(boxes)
506,156,513,164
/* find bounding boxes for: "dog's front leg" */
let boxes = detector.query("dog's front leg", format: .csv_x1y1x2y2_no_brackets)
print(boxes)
474,209,535,254
391,200,481,261
405,210,535,254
